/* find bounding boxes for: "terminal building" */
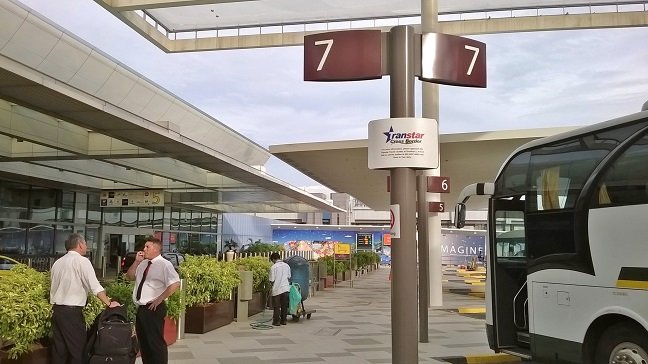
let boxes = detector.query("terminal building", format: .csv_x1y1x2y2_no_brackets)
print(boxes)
2,0,645,270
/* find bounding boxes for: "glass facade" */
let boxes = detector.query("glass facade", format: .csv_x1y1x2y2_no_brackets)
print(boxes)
0,179,221,257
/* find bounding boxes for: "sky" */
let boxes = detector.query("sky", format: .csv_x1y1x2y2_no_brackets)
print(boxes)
16,0,648,189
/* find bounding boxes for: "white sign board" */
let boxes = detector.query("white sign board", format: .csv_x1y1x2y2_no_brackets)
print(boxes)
368,117,439,170
390,204,401,239
100,190,164,208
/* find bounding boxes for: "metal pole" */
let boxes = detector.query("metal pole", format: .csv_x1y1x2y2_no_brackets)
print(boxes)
389,25,418,364
177,279,185,340
101,256,106,278
417,176,429,343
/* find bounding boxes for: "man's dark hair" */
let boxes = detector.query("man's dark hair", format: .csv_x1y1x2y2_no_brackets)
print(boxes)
65,233,85,251
270,252,281,261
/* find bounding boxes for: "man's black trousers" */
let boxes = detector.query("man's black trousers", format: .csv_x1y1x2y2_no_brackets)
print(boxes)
272,291,289,324
136,302,167,364
51,305,85,364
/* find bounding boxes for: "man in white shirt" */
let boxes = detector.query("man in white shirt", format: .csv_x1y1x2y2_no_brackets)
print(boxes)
269,252,291,326
50,233,119,364
126,237,180,364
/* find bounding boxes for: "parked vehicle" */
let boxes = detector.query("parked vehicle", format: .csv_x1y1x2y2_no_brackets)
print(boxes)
0,255,20,277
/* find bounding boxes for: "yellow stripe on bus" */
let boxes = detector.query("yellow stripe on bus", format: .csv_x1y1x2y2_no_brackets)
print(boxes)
617,280,648,289
458,307,486,314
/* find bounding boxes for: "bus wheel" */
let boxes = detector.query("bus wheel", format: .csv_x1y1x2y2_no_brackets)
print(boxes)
595,323,648,364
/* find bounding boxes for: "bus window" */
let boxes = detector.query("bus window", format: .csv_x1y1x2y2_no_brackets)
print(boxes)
495,210,525,258
594,132,648,207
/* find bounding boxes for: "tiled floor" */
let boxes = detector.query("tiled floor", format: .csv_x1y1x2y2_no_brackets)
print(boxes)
140,266,490,364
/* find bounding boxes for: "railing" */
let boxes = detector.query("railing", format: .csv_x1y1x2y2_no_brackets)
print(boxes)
236,250,314,261
11,255,62,272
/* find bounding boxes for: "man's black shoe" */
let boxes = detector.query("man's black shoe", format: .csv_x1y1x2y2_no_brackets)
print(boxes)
272,322,280,326
281,321,287,325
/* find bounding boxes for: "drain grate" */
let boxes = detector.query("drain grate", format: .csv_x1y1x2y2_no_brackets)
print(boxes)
314,328,342,336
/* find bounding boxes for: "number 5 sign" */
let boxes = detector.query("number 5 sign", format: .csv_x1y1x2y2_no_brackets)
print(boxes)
304,30,383,81
419,33,486,88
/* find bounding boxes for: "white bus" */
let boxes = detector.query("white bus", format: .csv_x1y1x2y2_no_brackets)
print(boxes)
455,105,648,363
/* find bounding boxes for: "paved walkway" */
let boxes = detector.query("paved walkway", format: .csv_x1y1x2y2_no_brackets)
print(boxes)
152,266,499,364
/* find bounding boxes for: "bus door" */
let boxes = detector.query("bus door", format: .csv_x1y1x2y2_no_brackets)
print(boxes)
489,197,529,352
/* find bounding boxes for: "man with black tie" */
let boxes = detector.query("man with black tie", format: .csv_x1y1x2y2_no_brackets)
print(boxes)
126,237,180,364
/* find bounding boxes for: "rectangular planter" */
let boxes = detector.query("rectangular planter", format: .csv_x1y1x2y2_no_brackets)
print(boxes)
1,344,48,364
248,292,266,316
325,276,334,288
184,300,235,334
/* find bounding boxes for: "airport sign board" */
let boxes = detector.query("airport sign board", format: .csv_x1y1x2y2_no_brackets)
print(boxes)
304,30,383,81
419,32,486,88
100,190,164,207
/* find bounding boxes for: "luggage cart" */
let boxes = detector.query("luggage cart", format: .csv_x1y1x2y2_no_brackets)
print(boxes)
289,282,316,322
285,256,316,322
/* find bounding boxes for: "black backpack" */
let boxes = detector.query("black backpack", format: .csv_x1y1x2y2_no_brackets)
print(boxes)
84,306,138,364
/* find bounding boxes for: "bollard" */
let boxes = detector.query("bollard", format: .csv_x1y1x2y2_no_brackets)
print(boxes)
236,271,253,322
176,279,185,340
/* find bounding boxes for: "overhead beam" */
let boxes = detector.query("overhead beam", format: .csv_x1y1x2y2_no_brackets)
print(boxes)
105,0,255,11
0,99,158,159
108,10,648,52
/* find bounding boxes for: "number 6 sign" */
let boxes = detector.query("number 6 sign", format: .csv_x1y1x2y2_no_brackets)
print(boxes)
304,30,383,81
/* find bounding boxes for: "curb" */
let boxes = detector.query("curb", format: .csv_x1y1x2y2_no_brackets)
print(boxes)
435,353,521,363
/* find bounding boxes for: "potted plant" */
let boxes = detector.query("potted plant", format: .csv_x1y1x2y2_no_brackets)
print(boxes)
180,255,240,333
235,256,271,315
223,239,239,261
319,256,335,288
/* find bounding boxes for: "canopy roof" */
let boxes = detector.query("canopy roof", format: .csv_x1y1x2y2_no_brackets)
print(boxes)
93,0,648,51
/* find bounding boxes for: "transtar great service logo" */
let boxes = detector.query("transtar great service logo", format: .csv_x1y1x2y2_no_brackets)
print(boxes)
383,126,425,144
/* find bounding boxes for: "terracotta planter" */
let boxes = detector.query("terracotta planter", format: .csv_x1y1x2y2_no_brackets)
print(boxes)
324,276,334,288
0,343,49,364
164,316,177,346
184,300,235,334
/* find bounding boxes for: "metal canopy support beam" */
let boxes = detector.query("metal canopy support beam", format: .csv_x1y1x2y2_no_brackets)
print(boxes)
389,25,419,364
104,10,648,52
105,0,255,11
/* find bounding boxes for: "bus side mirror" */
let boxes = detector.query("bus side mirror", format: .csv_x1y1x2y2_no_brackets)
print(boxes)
454,203,466,229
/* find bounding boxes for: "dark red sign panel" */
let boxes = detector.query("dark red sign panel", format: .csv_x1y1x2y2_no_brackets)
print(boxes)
419,33,486,88
304,30,383,81
428,201,445,213
427,176,450,193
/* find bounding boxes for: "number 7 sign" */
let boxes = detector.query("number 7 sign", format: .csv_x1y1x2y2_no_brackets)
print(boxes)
304,30,383,81
419,33,487,88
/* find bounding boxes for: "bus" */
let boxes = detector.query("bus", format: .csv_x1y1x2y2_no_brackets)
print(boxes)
454,104,648,363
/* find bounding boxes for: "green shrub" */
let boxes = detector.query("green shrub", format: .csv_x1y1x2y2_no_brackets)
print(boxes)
244,241,284,253
236,256,272,292
179,255,240,307
0,265,51,359
105,279,137,322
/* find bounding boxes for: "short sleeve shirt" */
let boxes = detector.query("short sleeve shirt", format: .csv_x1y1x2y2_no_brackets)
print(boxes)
269,261,291,296
132,254,180,306
50,251,104,306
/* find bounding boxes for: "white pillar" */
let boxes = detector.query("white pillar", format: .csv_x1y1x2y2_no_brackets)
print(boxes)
421,0,443,307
